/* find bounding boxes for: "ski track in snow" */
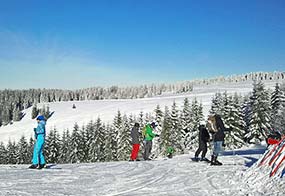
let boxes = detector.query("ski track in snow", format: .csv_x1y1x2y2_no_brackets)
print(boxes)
0,153,282,196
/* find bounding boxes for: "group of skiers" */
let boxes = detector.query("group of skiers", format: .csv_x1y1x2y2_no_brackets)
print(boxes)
194,114,230,165
129,114,230,165
129,122,159,161
28,113,229,169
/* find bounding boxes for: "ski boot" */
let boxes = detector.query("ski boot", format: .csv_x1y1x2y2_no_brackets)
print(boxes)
210,155,218,166
28,164,38,169
192,156,199,162
215,159,223,165
200,157,210,162
38,164,47,169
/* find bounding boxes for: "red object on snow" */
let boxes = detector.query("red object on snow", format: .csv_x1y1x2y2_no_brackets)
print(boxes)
267,138,280,145
130,144,140,161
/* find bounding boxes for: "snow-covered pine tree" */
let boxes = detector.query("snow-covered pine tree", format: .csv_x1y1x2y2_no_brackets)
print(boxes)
209,92,223,115
27,137,34,163
16,136,29,164
0,142,7,164
110,111,122,161
95,118,106,162
152,105,164,158
2,107,12,125
188,98,204,150
128,114,136,127
245,81,272,143
117,115,132,161
85,120,95,162
221,91,229,117
271,83,285,132
223,94,246,148
138,111,145,128
45,128,61,163
180,98,192,151
6,140,17,164
104,124,118,162
145,112,153,124
69,123,84,163
277,83,285,134
79,124,90,163
31,104,39,119
58,129,71,163
89,118,106,162
160,106,171,156
242,95,251,143
154,105,164,127
170,101,183,154
12,106,22,122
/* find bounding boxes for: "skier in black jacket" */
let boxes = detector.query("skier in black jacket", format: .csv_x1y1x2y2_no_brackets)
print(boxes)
194,124,210,162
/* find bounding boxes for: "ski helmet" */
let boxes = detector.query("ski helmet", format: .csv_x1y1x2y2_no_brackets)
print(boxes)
36,115,45,121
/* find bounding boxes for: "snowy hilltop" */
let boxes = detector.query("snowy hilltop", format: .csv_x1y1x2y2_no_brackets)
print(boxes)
0,71,284,144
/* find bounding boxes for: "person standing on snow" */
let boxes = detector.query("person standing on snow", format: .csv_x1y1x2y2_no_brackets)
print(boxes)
194,124,210,162
143,122,159,161
129,123,141,161
29,115,46,169
207,114,230,166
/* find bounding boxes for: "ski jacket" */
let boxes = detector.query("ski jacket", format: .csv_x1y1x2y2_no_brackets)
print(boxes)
131,126,140,144
145,124,156,141
212,115,226,142
199,126,210,143
34,120,46,139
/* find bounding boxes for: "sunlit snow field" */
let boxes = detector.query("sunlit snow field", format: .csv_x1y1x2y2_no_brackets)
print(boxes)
0,150,276,196
0,80,280,144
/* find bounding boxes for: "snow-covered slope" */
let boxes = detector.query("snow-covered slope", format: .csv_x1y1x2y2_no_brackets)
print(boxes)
0,149,283,196
0,80,281,143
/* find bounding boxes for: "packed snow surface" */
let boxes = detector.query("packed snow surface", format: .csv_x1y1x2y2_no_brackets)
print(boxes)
0,149,284,196
0,80,280,143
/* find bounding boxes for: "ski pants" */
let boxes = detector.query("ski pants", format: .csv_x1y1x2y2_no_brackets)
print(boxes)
212,141,223,157
195,141,207,158
143,140,153,160
32,134,46,165
130,144,140,160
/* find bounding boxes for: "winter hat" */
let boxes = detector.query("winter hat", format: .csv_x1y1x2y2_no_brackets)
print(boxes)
150,122,157,128
134,123,140,127
36,115,45,121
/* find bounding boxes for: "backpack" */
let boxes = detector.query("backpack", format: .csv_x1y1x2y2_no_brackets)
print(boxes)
142,125,147,139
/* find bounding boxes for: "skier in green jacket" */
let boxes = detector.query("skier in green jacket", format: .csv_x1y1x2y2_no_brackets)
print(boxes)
143,122,159,160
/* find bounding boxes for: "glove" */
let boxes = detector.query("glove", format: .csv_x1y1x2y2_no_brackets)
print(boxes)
155,134,160,137
222,142,226,147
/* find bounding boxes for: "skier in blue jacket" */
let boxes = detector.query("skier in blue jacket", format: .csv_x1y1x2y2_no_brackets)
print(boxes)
29,115,46,169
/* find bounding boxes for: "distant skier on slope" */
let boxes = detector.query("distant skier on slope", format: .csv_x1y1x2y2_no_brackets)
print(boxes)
193,124,210,162
143,122,159,161
29,115,46,169
129,123,141,161
207,114,230,166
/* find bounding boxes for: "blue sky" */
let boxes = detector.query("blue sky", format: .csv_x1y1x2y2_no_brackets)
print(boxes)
0,0,284,89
